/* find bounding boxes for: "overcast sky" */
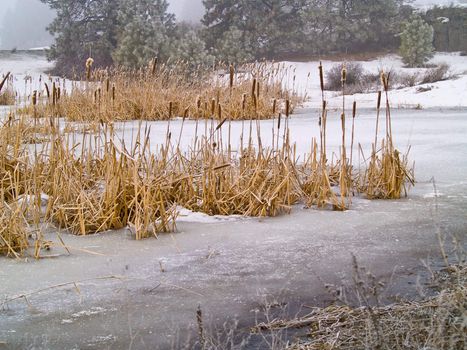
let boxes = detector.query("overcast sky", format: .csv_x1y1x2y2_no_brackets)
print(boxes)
1,0,465,50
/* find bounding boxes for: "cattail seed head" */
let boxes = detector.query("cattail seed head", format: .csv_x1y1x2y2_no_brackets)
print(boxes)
32,90,37,106
211,98,216,115
341,66,347,84
319,62,324,92
85,57,94,80
229,64,234,89
251,78,257,97
380,72,389,91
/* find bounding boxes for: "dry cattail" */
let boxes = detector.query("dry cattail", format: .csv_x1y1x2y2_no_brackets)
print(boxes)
272,99,277,115
169,101,173,119
112,85,116,101
341,65,347,85
151,57,158,76
251,78,257,97
285,100,290,117
0,72,11,93
85,57,94,80
211,98,216,116
242,93,247,111
380,72,389,91
217,103,222,120
44,82,50,99
52,82,57,105
32,90,37,106
229,64,234,89
318,62,324,92
377,91,382,110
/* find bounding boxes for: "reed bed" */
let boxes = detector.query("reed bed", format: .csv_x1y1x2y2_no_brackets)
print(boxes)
20,60,300,123
0,61,414,258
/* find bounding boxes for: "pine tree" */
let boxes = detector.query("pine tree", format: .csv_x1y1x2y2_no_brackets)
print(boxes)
113,0,175,68
202,0,307,62
41,0,119,76
400,15,434,67
171,26,214,68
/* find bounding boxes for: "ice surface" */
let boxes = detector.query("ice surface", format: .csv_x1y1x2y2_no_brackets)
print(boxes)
0,52,466,349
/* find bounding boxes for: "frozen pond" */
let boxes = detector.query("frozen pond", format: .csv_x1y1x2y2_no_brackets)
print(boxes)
0,53,466,349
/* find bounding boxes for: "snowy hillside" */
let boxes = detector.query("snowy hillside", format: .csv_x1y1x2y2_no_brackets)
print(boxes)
412,0,467,9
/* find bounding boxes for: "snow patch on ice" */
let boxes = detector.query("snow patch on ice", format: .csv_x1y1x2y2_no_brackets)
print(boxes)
423,192,444,199
176,206,245,223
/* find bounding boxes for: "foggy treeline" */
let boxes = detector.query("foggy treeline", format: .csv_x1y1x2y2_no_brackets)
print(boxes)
0,0,203,50
0,0,54,50
2,0,465,75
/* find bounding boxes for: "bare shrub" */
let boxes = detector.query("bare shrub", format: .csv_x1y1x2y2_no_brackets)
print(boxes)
325,63,364,91
397,72,420,87
420,63,450,84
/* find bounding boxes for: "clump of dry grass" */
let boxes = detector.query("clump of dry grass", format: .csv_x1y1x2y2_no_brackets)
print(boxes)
254,262,466,350
42,128,177,239
0,201,29,257
362,74,415,199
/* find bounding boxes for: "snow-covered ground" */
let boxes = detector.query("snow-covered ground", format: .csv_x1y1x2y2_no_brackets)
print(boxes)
284,52,467,109
413,0,467,10
2,51,467,110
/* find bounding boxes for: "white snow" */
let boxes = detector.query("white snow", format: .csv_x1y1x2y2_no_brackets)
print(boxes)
283,52,467,109
412,0,467,10
176,206,245,223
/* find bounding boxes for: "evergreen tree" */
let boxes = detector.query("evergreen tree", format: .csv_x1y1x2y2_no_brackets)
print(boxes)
400,15,434,67
41,0,119,76
113,0,175,68
171,25,215,68
202,0,307,62
301,0,406,54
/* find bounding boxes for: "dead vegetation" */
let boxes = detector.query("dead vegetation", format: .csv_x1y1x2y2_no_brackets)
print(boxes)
0,60,414,258
253,256,466,350
19,60,300,122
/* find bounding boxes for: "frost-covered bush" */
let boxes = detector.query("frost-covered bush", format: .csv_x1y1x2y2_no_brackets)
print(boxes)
325,63,383,94
325,63,365,91
397,72,420,87
420,63,450,84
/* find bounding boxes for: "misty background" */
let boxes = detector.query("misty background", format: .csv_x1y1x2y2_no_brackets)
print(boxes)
0,0,464,50
0,0,204,50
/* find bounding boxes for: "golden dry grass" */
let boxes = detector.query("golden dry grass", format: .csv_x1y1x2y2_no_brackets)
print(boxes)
0,61,414,258
255,264,466,350
20,61,301,123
